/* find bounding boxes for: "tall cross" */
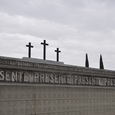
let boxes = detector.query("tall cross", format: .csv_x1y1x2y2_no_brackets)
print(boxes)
55,48,61,62
26,42,34,58
41,40,49,60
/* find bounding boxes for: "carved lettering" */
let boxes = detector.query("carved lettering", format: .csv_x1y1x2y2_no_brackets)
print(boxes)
67,75,71,84
12,71,17,82
85,77,89,85
58,75,64,84
78,76,81,85
29,73,34,82
24,72,29,82
49,74,54,83
82,77,85,85
40,73,45,83
18,72,23,82
34,72,39,82
0,69,114,87
45,73,50,83
74,76,78,85
54,75,58,83
0,71,4,80
6,71,11,81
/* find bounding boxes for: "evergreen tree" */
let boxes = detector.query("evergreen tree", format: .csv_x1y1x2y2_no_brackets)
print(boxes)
100,54,104,69
85,53,89,67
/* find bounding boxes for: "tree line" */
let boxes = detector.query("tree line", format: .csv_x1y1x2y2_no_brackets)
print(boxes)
85,54,104,69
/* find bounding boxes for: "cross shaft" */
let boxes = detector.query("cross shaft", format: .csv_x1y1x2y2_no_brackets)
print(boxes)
41,40,49,60
26,42,33,58
55,48,61,62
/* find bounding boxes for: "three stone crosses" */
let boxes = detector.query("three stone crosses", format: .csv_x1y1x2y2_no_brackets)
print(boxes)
26,40,61,62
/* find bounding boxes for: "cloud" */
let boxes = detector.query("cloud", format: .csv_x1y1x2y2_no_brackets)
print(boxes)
0,12,78,39
0,0,115,70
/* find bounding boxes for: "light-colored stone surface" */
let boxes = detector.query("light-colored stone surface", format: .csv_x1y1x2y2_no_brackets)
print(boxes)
0,56,115,115
22,57,64,65
0,85,115,115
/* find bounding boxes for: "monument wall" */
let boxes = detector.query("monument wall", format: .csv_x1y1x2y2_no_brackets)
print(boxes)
0,57,115,115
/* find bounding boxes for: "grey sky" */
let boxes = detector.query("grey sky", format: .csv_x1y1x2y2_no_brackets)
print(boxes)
0,0,115,70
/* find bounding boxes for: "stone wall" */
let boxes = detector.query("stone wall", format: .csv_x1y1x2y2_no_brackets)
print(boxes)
0,85,115,115
0,57,115,115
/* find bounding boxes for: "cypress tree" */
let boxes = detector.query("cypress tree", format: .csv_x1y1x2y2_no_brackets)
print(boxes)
100,54,104,69
85,53,89,67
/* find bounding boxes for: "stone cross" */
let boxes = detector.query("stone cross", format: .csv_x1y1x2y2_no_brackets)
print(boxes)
41,40,49,60
26,42,34,58
55,48,61,62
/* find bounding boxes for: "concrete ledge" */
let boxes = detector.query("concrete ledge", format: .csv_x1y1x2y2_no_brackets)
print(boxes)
1,82,115,89
22,57,64,65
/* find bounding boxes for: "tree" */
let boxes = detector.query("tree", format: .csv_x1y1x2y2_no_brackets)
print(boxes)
100,54,104,69
85,53,89,67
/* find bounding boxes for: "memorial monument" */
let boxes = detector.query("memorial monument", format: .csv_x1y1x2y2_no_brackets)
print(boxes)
0,56,115,115
0,41,115,115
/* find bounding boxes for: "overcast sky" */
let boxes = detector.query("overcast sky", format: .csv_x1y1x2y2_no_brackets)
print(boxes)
0,0,115,70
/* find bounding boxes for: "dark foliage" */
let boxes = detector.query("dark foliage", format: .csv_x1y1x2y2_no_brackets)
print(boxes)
100,55,104,69
85,53,89,67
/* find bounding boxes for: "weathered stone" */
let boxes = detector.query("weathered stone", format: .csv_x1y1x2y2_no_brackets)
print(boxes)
22,57,64,65
0,56,115,115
